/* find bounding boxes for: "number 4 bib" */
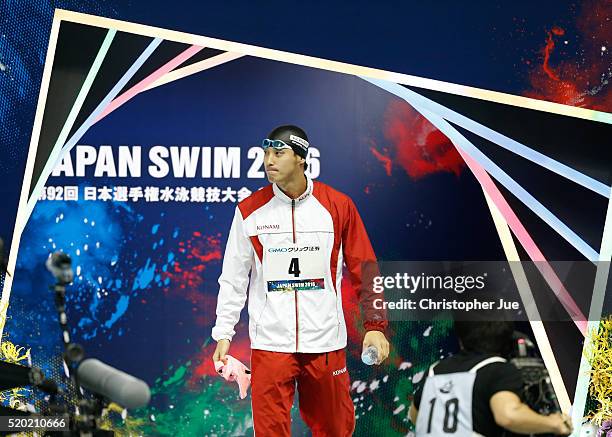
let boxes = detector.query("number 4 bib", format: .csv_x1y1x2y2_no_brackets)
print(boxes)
263,244,326,293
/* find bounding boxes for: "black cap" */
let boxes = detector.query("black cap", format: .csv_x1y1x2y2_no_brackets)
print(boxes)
267,125,309,159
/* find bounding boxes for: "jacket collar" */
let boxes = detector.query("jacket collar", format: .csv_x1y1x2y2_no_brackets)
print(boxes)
272,175,313,204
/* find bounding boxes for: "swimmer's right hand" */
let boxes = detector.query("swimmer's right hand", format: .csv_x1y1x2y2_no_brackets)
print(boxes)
212,339,230,364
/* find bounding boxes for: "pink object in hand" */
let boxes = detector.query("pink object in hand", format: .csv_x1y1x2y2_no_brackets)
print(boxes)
213,354,252,399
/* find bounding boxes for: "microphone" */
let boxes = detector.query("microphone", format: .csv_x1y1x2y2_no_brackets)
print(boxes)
45,251,73,284
77,359,151,409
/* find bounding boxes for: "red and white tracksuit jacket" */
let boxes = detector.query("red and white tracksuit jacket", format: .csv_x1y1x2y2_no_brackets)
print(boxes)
211,176,387,353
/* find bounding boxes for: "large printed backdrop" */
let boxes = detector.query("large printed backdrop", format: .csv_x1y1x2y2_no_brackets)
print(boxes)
3,14,611,436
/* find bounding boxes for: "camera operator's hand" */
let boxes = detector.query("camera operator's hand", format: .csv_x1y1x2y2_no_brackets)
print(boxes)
491,391,573,435
548,413,573,435
212,339,230,365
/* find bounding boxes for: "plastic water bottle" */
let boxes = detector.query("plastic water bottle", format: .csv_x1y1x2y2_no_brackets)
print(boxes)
361,346,378,365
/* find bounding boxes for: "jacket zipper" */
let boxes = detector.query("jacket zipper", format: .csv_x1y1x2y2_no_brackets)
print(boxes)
292,199,299,352
291,199,296,244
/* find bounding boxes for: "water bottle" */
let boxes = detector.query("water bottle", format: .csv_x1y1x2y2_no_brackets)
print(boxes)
361,346,378,365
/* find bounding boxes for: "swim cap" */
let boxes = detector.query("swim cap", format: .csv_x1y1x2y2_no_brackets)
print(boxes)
266,125,309,159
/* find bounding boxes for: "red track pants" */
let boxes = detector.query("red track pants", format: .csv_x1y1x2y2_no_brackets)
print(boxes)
251,349,355,437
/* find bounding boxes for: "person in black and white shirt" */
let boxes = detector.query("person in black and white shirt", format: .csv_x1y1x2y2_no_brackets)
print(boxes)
409,321,572,436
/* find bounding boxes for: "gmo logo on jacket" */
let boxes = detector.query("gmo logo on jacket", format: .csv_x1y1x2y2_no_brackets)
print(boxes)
267,246,321,253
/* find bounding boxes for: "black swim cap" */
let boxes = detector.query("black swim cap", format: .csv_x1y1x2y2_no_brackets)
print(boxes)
267,125,310,159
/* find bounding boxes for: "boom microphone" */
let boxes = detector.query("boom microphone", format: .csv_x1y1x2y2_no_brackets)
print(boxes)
77,359,151,409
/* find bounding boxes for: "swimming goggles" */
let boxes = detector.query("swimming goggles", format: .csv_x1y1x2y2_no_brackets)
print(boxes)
261,139,293,150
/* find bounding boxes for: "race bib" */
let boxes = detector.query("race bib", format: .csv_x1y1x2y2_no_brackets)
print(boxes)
263,244,326,292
